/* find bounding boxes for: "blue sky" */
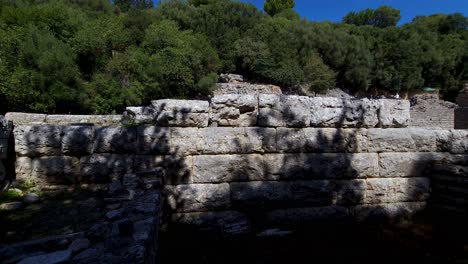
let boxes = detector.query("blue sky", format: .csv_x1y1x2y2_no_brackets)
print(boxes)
240,0,468,24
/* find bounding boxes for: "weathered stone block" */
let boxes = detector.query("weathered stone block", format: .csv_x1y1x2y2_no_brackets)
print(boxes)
168,128,199,155
310,98,379,128
378,99,410,128
164,183,230,212
122,107,155,125
258,94,311,127
15,156,33,182
193,154,264,183
368,128,451,153
365,178,430,203
277,128,368,153
162,155,193,185
45,115,121,126
94,126,137,153
136,126,170,154
211,94,258,126
152,99,209,127
61,126,95,156
263,153,379,180
31,156,80,184
333,180,367,205
378,152,449,177
171,211,248,228
198,127,276,154
14,125,62,156
352,202,426,221
367,128,416,152
230,181,335,207
80,154,133,182
267,206,349,224
5,112,47,125
450,130,468,154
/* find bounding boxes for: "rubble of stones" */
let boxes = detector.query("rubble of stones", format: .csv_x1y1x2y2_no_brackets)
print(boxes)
0,171,162,264
214,73,283,95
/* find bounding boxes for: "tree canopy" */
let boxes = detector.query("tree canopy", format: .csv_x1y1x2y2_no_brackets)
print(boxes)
264,0,295,16
0,0,466,114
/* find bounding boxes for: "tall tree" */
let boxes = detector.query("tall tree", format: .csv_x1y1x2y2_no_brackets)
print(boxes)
264,0,295,16
343,6,401,28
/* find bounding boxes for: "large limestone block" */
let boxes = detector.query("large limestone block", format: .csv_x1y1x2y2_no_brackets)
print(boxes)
267,206,350,224
258,94,311,127
352,202,426,221
122,107,155,125
231,181,335,207
134,155,193,184
193,154,264,183
31,156,80,184
61,126,95,156
310,98,379,128
5,113,47,125
80,154,133,182
137,126,199,155
164,183,230,212
367,128,416,152
45,115,121,126
198,127,276,154
379,152,449,177
151,99,209,127
365,178,430,203
94,126,137,153
277,128,368,153
333,180,367,205
136,126,170,154
169,128,199,155
263,153,379,180
450,130,468,154
211,94,258,126
378,99,410,128
14,125,62,156
368,128,451,153
15,156,33,183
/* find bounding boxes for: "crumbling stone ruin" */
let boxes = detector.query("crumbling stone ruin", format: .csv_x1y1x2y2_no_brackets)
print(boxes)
0,91,467,263
455,88,468,129
409,94,458,130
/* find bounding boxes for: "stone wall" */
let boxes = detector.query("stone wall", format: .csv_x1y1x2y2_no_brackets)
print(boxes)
455,88,468,129
409,94,457,130
6,94,468,233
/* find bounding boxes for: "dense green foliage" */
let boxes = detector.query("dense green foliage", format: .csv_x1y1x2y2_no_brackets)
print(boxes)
0,0,466,114
264,0,294,16
343,6,401,28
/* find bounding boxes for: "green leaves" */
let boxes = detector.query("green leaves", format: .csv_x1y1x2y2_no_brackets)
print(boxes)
343,6,401,28
264,0,295,16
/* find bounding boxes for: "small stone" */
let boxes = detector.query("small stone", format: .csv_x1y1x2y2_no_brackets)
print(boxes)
17,250,72,264
23,193,40,204
0,202,22,211
68,238,90,254
106,209,124,220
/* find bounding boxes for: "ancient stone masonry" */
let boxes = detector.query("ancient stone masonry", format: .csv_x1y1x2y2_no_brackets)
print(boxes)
409,94,457,129
455,88,468,129
7,94,468,235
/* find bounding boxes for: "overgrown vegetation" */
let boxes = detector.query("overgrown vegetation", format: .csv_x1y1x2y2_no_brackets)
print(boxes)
0,0,466,114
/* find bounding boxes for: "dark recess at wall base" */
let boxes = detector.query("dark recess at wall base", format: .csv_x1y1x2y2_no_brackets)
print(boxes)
159,212,468,264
